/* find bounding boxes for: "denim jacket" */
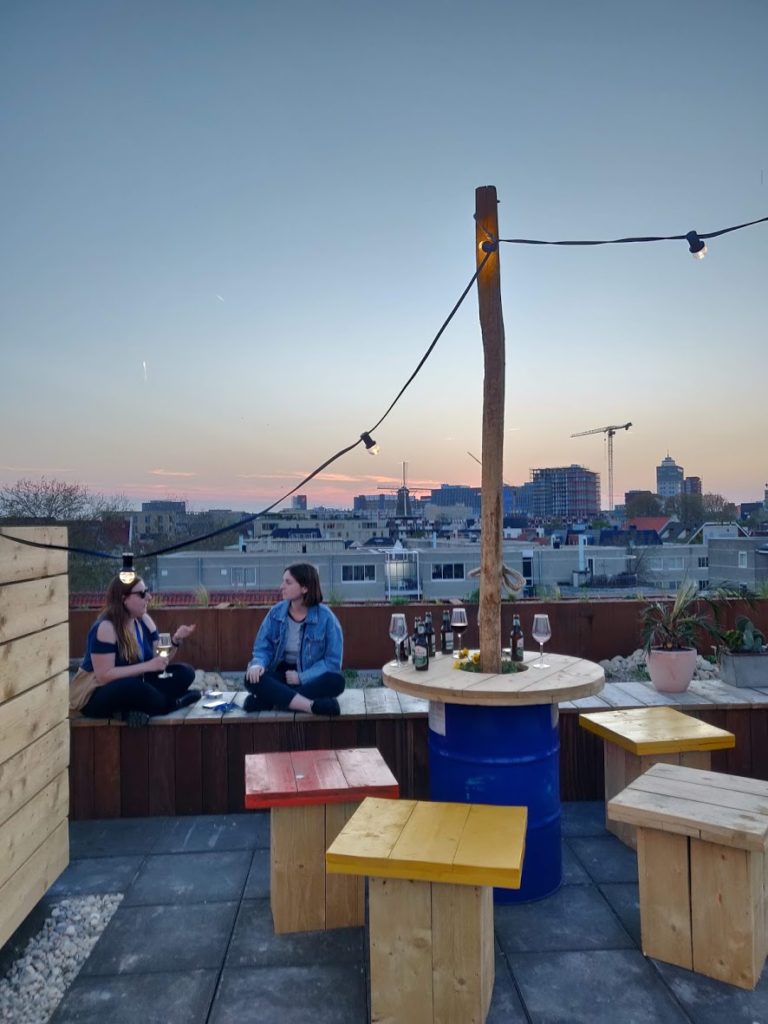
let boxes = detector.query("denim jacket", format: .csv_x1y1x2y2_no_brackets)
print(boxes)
248,601,343,685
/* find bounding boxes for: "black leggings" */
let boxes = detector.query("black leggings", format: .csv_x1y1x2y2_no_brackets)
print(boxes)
82,663,196,719
244,665,345,710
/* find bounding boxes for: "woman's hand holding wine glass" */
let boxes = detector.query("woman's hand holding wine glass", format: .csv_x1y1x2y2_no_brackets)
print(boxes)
154,632,173,679
531,614,551,668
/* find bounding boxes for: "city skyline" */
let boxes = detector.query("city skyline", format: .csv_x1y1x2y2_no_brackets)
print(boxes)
2,1,766,512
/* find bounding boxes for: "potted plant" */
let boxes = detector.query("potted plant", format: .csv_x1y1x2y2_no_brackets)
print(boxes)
640,582,717,692
717,616,768,688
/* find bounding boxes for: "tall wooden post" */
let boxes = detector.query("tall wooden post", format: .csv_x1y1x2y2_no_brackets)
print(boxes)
475,186,505,674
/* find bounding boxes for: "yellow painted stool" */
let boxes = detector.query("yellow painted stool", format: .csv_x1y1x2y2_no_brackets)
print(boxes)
579,706,735,848
609,762,768,989
326,797,527,1024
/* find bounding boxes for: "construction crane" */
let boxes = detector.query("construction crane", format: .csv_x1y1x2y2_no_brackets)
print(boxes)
570,422,632,512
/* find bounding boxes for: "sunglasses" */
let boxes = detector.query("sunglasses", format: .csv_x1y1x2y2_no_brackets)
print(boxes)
130,589,151,599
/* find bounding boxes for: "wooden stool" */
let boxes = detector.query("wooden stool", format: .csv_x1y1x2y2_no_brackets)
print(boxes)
579,706,735,848
326,797,526,1024
609,762,768,989
244,747,398,934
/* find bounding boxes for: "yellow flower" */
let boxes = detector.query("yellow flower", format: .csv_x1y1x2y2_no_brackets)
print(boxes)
471,652,480,664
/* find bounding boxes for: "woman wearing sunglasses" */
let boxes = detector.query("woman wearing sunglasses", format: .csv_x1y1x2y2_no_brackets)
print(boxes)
70,574,200,726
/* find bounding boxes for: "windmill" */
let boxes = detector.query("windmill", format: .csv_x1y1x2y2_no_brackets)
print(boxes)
377,462,431,518
571,422,632,512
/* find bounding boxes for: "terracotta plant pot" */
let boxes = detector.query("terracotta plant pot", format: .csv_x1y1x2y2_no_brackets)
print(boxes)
646,648,698,693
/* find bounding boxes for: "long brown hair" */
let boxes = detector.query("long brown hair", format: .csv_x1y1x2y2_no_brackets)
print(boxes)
101,575,143,663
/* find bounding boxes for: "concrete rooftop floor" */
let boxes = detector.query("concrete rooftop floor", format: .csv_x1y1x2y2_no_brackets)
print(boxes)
11,803,768,1023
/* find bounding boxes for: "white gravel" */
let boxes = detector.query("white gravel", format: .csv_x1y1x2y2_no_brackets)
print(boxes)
599,648,721,681
0,894,122,1024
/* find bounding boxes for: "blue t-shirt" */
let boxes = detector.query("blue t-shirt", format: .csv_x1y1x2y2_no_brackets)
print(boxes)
80,617,159,671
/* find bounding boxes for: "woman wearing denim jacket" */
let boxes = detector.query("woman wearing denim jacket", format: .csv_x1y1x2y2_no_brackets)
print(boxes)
243,562,345,716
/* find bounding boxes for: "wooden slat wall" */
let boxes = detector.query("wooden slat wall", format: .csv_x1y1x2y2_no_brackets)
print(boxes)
0,527,70,946
67,705,768,818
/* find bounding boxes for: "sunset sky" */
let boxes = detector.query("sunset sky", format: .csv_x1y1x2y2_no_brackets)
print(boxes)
2,0,766,512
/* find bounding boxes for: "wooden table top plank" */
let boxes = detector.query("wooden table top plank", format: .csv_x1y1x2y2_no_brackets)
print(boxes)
579,707,735,755
335,747,399,796
643,761,768,798
326,797,526,888
244,751,297,807
382,651,603,707
245,747,398,809
607,763,768,852
290,749,348,796
391,801,470,868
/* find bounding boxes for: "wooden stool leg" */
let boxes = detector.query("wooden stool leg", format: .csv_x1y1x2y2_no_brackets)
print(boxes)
271,804,326,934
369,877,493,1024
325,801,364,929
636,827,692,969
691,838,765,989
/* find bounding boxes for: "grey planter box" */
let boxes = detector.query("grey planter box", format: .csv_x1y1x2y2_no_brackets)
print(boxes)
719,653,768,689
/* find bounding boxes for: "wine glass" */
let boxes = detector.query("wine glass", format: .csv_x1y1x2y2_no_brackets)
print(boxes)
531,614,551,668
388,614,408,667
450,607,468,657
154,632,173,679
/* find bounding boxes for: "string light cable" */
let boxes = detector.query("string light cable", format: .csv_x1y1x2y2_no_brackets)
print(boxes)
0,252,492,562
3,211,766,562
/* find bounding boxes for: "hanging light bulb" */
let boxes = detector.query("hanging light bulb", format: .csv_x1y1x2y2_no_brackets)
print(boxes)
685,230,707,259
118,552,137,584
360,432,380,455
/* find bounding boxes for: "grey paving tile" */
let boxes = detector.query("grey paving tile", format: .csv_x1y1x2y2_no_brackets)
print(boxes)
48,856,144,896
495,885,634,953
242,848,270,899
153,813,269,853
227,899,363,967
561,800,608,837
123,850,252,906
653,957,768,1022
561,841,591,885
508,949,690,1023
81,901,238,975
487,946,528,1023
209,964,366,1023
599,882,641,947
51,968,218,1023
568,834,639,884
69,817,174,858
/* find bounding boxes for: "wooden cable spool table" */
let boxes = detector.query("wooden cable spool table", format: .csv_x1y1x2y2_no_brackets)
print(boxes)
383,650,604,902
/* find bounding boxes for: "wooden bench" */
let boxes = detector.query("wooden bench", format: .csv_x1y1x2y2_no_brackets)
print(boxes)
608,762,768,989
244,747,398,934
326,796,526,1024
579,706,735,848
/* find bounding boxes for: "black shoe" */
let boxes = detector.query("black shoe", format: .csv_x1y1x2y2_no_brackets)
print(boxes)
174,689,202,710
311,697,340,717
125,710,150,728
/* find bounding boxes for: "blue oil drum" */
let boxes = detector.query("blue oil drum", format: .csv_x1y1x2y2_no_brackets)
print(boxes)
428,701,561,903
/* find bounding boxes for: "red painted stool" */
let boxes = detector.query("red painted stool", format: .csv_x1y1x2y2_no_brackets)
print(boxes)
245,747,399,933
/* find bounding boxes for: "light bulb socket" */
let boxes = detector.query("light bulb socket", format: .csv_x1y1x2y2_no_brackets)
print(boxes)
686,230,707,258
118,552,137,585
360,431,380,455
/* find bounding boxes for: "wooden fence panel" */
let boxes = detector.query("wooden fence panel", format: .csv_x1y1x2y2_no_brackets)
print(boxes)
0,528,70,949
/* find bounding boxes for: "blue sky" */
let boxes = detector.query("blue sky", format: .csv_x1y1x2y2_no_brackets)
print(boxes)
2,0,766,510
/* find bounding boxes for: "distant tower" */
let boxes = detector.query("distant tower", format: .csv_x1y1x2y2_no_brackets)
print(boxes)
656,455,684,499
291,495,308,511
683,476,702,496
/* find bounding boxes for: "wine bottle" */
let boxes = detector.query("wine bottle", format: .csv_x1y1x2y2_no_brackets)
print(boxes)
440,609,454,654
424,612,436,657
414,620,429,671
510,613,524,662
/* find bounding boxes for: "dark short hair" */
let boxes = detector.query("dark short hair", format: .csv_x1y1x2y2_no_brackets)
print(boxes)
285,562,323,606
